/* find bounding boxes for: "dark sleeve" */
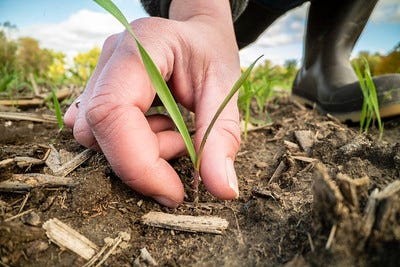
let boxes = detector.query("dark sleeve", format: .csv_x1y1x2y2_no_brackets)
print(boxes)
140,0,249,21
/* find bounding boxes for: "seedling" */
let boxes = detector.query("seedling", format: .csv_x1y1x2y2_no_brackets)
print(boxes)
94,0,261,199
238,79,253,140
238,75,273,140
51,89,64,130
353,57,383,139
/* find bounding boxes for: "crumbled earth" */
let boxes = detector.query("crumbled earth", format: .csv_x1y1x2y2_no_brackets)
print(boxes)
0,96,399,266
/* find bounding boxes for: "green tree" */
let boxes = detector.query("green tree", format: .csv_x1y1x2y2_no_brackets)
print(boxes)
375,43,400,74
0,24,19,92
351,51,382,76
16,37,53,79
0,28,18,74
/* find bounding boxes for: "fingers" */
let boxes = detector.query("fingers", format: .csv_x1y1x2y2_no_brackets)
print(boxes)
83,43,185,207
64,34,119,149
148,115,187,159
64,34,118,127
194,64,241,200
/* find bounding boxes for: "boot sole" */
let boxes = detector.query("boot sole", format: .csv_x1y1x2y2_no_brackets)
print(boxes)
291,94,400,123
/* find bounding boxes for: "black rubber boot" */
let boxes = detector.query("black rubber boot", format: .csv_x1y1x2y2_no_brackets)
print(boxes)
292,0,400,122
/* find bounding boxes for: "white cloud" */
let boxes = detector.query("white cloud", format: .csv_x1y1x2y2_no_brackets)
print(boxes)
372,0,400,23
14,9,124,61
9,0,398,69
239,3,308,66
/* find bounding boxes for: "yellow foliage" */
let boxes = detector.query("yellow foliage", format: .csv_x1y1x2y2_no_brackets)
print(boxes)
72,47,101,84
48,51,66,83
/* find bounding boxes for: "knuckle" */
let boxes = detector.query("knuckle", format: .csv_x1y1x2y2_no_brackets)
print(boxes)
85,90,120,130
103,33,118,52
216,119,241,150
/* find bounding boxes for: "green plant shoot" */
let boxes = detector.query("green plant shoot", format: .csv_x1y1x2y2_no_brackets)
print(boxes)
51,89,64,130
354,57,383,138
94,0,261,186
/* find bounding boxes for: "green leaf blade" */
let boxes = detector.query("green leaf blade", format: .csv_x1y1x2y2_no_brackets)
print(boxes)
195,55,263,170
94,0,196,164
136,42,197,164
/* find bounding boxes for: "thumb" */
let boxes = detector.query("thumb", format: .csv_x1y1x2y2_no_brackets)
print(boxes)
194,69,241,200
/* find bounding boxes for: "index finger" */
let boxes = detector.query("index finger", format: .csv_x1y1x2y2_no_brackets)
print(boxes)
85,45,184,207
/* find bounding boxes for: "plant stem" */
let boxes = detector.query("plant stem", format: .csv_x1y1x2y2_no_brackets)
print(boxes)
193,169,200,203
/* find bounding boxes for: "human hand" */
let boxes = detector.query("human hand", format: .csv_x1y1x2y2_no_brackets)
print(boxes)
64,0,241,207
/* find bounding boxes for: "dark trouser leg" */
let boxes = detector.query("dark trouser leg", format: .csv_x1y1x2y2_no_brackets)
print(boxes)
234,2,282,49
234,0,307,48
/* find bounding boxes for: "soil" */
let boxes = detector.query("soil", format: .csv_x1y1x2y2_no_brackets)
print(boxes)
0,95,399,267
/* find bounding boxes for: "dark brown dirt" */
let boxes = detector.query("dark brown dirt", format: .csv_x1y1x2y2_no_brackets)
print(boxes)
1,96,399,267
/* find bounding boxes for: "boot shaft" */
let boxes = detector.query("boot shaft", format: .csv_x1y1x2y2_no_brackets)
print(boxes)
303,0,379,69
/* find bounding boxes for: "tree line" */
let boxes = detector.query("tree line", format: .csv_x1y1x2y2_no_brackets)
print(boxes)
1,21,399,97
0,22,100,95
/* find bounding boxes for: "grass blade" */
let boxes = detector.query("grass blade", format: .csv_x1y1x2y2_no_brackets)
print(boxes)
94,0,196,164
136,42,196,164
363,59,383,137
51,89,64,130
353,57,383,138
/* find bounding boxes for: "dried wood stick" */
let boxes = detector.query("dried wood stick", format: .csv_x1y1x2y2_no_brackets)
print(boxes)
4,209,34,222
83,231,131,267
0,173,74,191
14,156,44,167
268,160,286,184
142,211,229,234
0,111,57,123
0,87,72,107
292,155,317,163
374,180,400,200
0,158,14,168
43,218,98,260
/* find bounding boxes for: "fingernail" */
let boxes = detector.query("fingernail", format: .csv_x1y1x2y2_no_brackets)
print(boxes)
153,195,179,208
226,158,239,198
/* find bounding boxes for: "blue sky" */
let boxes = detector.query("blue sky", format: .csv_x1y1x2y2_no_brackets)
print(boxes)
1,0,399,66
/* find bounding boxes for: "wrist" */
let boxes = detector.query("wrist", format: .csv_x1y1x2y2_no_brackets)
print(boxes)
169,0,232,23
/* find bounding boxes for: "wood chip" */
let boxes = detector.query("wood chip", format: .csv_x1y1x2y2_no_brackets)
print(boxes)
268,160,286,184
134,247,158,266
294,130,314,154
53,149,94,177
43,218,98,260
252,187,280,200
292,155,317,163
283,140,299,150
45,145,63,172
0,158,14,168
142,211,229,234
339,135,371,155
0,173,75,191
